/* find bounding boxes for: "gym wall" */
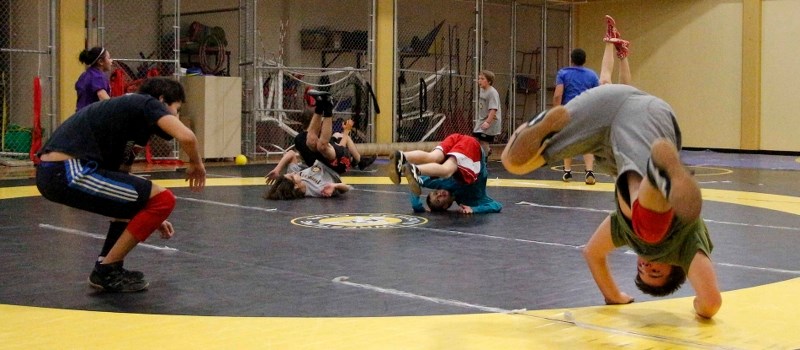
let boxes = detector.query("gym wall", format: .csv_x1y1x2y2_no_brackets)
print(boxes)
576,0,800,153
576,1,742,150
761,0,800,152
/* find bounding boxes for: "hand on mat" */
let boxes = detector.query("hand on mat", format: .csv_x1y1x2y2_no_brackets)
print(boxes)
158,220,175,239
458,204,473,214
321,183,336,197
604,292,634,305
265,169,281,185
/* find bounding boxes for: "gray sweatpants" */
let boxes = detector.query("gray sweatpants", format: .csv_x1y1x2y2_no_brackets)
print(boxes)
542,84,681,184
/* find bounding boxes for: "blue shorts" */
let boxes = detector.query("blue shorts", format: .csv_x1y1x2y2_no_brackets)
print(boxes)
36,159,152,219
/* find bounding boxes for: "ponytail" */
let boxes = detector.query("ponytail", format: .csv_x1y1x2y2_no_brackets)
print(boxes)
78,47,106,66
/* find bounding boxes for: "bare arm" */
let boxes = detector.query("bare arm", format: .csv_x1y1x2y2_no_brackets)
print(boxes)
97,89,111,101
687,252,722,318
266,150,299,184
583,216,634,305
320,183,352,197
483,109,497,127
156,114,206,191
333,183,352,193
552,84,564,106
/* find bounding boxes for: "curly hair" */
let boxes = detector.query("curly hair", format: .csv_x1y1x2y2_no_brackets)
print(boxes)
634,265,686,297
264,176,305,200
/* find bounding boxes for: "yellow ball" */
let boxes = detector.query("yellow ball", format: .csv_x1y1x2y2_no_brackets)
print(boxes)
235,154,248,166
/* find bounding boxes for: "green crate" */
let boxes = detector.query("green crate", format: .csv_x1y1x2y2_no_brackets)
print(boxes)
3,125,32,153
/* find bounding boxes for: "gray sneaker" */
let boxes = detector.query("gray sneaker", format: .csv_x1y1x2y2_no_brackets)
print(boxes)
89,262,149,292
403,163,423,196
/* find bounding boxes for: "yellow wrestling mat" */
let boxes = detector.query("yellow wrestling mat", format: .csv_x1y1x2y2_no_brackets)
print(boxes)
1,278,798,349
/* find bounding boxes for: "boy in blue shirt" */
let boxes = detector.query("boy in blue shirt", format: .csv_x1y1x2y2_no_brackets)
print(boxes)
553,48,600,184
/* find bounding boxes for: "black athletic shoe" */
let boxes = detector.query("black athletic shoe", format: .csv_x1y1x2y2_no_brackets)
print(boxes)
585,171,596,185
357,155,377,170
97,258,144,281
120,262,145,281
562,170,572,182
388,150,406,184
308,89,333,117
88,262,149,293
403,163,423,196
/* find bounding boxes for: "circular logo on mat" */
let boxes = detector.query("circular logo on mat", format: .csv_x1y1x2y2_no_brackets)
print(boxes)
291,213,427,230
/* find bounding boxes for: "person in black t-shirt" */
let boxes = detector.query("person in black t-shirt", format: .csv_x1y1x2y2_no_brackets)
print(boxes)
36,77,206,292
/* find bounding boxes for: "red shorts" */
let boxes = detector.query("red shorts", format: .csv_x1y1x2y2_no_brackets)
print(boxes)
436,134,482,185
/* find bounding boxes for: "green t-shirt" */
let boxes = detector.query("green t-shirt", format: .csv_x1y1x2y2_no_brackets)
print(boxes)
610,210,713,273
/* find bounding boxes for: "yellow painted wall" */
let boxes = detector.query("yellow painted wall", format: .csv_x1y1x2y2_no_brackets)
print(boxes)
58,0,85,121
576,1,743,150
761,0,800,152
374,0,394,143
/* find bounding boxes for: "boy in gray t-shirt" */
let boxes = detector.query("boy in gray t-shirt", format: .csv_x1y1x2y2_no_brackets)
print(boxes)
472,70,502,154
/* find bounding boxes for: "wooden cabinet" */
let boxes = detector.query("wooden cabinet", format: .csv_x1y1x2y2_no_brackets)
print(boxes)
181,76,242,159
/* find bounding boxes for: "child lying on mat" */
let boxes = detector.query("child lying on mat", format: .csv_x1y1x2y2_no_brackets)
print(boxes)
264,149,351,200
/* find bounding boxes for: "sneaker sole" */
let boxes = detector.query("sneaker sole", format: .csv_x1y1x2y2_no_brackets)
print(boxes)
502,107,570,175
404,170,422,196
605,15,618,39
307,89,331,98
585,177,596,185
650,139,702,221
388,152,402,184
88,278,149,293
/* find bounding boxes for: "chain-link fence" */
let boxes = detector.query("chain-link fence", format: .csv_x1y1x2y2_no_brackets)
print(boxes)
241,0,375,159
0,0,55,163
396,0,571,146
508,3,571,141
90,0,181,161
481,2,512,144
1,0,573,168
396,0,475,143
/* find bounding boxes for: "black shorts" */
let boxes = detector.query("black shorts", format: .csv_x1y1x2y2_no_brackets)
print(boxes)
472,132,495,143
294,131,351,174
36,159,152,219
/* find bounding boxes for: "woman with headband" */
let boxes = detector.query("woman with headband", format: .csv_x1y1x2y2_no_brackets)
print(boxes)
75,46,113,110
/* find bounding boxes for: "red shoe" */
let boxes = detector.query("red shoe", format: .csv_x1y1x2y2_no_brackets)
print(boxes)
604,15,620,41
615,39,630,59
